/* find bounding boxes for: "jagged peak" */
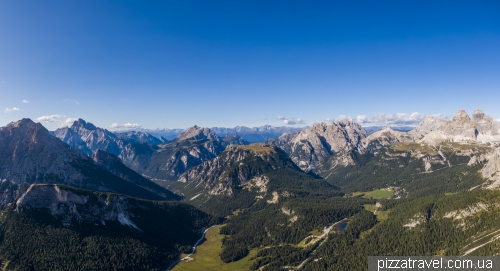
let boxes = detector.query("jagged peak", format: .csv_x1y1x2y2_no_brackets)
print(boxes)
451,109,471,122
472,108,488,122
72,118,97,130
176,125,217,141
7,118,36,128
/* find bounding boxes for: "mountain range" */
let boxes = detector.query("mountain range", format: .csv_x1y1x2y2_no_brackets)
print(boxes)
1,108,500,270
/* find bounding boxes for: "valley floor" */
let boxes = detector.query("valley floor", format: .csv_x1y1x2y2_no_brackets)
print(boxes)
170,225,259,271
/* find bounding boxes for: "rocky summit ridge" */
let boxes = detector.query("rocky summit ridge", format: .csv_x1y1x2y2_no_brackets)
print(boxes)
266,120,367,171
419,109,500,144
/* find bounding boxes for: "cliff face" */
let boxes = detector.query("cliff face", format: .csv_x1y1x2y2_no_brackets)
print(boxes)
15,184,141,229
481,148,500,188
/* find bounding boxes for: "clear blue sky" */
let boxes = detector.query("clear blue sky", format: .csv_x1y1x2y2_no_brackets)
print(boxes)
1,1,499,130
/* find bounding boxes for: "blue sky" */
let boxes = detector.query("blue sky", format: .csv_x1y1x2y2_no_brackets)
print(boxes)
1,1,499,130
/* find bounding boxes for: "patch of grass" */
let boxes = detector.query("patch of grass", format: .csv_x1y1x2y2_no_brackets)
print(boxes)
353,189,394,200
232,144,277,153
363,204,377,213
376,210,390,222
1,260,10,271
392,142,438,155
309,229,323,236
363,203,389,221
366,189,394,199
171,225,258,271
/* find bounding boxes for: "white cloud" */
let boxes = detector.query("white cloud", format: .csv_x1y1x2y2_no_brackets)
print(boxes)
63,118,79,126
278,116,305,125
37,114,66,122
355,112,425,126
106,123,142,129
22,99,29,103
327,112,451,126
335,115,353,122
64,98,80,105
5,107,20,113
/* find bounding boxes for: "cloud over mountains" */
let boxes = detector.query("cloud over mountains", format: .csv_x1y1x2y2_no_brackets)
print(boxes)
107,123,142,129
277,116,305,125
331,112,450,126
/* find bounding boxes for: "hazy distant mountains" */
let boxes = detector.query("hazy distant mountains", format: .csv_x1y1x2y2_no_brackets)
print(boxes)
130,125,306,142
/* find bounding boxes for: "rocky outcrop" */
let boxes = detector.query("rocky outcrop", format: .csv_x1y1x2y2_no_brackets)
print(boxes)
266,120,367,171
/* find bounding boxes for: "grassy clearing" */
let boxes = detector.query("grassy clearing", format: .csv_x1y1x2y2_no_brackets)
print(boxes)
1,260,9,271
234,144,276,153
363,204,377,213
309,229,323,236
363,204,390,222
353,189,394,200
392,142,438,155
376,210,390,222
171,225,258,271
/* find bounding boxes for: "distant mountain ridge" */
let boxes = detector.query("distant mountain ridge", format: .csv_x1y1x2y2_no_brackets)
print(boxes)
125,125,306,142
119,125,233,181
54,119,167,156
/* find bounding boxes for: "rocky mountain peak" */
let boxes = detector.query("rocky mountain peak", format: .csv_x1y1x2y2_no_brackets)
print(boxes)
472,109,486,121
266,120,367,171
73,118,97,130
452,109,472,123
176,125,218,141
8,118,37,128
409,115,447,140
3,118,52,143
381,125,393,131
418,109,500,143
